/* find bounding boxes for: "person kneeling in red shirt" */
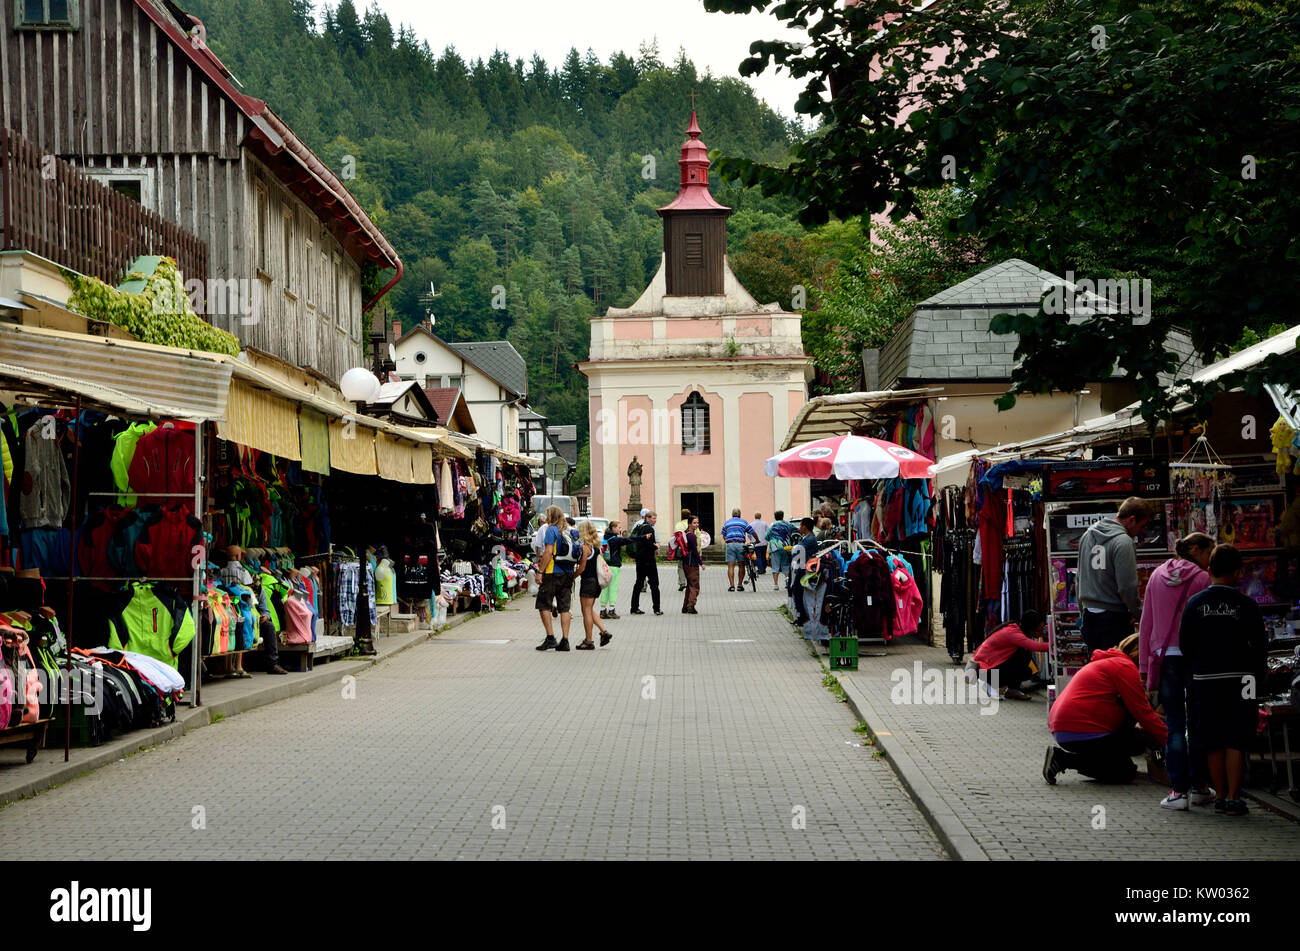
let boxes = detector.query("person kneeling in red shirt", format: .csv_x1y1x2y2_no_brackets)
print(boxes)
971,610,1049,701
1044,633,1168,785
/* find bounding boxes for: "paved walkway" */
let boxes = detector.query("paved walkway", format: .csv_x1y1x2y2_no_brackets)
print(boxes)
0,567,943,860
833,635,1300,860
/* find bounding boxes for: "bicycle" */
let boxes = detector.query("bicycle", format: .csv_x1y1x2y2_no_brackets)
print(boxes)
742,543,759,592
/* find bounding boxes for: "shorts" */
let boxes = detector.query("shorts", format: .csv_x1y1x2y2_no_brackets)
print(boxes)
1192,679,1258,750
770,547,791,574
725,542,745,563
535,572,574,614
579,576,601,600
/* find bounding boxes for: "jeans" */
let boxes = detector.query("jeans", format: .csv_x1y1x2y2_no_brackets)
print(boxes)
791,570,808,622
755,548,767,573
599,566,621,608
260,617,279,668
677,560,686,588
1159,654,1207,793
1080,609,1133,655
682,565,700,611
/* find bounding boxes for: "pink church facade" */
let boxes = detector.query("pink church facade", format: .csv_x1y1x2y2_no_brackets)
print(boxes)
579,113,813,536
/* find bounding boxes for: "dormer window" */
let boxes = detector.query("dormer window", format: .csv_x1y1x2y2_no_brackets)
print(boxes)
16,0,79,29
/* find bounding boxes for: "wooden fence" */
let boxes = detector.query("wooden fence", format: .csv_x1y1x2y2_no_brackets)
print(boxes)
0,127,208,287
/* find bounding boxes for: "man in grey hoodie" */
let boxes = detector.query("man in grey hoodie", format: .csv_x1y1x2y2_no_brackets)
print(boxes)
1075,497,1153,655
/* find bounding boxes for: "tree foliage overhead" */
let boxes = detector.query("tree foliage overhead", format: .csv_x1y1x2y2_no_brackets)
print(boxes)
705,0,1300,422
182,0,807,454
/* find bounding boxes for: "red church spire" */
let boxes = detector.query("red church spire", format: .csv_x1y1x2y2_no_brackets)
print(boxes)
659,110,729,212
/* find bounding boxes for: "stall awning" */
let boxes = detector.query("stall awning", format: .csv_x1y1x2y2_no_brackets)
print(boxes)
216,378,302,460
328,417,377,475
375,431,434,485
0,360,208,420
0,322,233,420
781,387,945,450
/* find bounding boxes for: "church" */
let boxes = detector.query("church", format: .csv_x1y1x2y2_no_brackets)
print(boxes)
579,111,813,536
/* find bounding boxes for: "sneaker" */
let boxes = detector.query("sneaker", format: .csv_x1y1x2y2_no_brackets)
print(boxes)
685,607,698,614
630,609,646,615
653,610,664,616
608,611,619,619
1214,799,1228,814
268,665,289,675
728,586,736,592
554,638,571,652
1043,746,1064,785
1160,791,1190,811
576,640,595,650
678,585,686,592
1004,687,1031,701
1222,799,1248,816
1189,786,1216,806
599,631,612,647
535,635,557,651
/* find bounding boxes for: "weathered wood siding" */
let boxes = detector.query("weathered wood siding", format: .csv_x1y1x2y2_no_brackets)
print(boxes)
0,0,364,379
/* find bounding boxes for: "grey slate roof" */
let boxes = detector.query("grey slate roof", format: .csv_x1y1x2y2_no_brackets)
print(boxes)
880,259,1201,387
448,340,528,398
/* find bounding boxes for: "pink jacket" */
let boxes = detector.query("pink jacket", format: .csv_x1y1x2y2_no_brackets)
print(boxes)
973,623,1050,671
1138,558,1209,690
891,566,923,638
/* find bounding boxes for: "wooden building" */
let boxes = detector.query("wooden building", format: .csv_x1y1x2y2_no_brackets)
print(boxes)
0,0,401,380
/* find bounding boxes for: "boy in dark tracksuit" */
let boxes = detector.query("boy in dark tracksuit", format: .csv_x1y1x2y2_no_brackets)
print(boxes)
1178,545,1267,816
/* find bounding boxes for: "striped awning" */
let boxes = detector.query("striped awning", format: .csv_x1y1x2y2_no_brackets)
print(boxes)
0,322,233,420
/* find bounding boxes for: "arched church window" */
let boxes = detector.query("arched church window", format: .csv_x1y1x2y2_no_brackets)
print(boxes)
681,392,710,455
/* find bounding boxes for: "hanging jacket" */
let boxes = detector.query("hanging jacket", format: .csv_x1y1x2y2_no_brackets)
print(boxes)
134,505,202,580
107,583,198,667
1137,557,1210,690
19,424,72,530
108,508,158,577
846,550,896,639
127,423,195,507
111,421,157,506
890,564,925,638
78,505,132,581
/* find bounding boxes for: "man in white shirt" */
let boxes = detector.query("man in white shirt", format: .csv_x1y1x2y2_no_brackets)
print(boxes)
749,512,769,574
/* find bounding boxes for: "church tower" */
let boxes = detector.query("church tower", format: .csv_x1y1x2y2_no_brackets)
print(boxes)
580,110,812,532
658,111,731,296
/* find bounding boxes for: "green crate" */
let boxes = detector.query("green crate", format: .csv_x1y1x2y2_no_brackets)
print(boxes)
829,636,859,670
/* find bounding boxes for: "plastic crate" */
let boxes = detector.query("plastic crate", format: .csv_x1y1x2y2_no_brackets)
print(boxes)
829,636,859,670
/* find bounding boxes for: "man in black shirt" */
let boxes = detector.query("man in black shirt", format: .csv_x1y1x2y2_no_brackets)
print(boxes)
1178,544,1268,816
630,511,662,615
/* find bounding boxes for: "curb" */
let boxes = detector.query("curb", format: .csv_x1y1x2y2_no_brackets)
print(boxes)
0,606,488,806
832,670,990,862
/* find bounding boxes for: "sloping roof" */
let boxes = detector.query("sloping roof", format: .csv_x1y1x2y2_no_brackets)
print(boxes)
448,341,528,398
551,425,577,442
882,259,1202,386
916,259,1069,309
423,386,477,433
136,1,400,276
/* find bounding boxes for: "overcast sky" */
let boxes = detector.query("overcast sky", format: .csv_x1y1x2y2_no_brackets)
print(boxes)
349,0,809,119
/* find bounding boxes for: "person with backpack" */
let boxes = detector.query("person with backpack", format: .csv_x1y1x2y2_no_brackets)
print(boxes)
681,516,705,615
766,511,794,592
535,506,579,652
1178,544,1268,816
600,521,633,620
629,511,662,616
672,508,692,591
575,521,613,650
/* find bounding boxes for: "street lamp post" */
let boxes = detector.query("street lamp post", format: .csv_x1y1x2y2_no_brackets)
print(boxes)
340,366,381,656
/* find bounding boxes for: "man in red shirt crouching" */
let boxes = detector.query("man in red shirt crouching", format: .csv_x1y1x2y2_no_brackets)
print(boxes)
1043,633,1168,785
971,610,1049,701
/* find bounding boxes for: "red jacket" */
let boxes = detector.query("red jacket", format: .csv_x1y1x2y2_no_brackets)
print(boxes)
973,622,1049,671
1049,648,1168,745
135,505,202,580
127,423,195,506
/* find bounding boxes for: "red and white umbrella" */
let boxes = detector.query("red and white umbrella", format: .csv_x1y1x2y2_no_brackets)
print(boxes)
765,434,934,481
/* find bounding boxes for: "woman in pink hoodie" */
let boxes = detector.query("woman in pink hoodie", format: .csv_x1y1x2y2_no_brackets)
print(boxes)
1138,533,1213,811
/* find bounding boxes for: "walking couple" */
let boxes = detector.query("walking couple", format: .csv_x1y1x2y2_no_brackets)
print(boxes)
534,507,613,652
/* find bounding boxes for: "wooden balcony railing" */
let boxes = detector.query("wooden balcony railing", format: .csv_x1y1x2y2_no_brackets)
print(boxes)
0,127,208,288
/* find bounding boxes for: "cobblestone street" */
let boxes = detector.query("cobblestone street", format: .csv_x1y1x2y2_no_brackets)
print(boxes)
0,567,942,860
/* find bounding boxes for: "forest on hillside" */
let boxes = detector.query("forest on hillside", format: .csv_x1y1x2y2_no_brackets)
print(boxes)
182,0,851,473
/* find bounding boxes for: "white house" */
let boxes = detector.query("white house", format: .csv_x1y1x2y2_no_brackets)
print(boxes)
393,322,527,453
